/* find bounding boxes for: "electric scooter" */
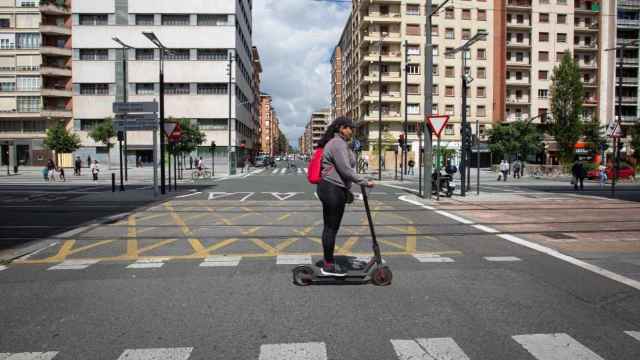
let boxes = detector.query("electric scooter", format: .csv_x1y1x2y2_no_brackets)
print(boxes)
292,184,393,286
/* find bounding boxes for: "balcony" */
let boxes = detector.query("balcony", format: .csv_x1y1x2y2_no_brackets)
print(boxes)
40,24,71,36
362,92,402,103
506,98,531,105
361,52,402,64
618,18,640,27
622,96,638,103
506,40,531,49
506,79,531,86
41,107,72,118
40,46,72,57
506,22,532,30
583,98,598,106
622,58,640,67
574,43,598,51
578,61,598,69
41,65,71,77
41,86,72,97
621,115,639,124
363,12,402,23
575,2,600,13
362,32,402,44
362,113,403,122
361,73,402,83
506,0,532,10
16,65,40,73
574,24,599,32
506,60,531,68
0,66,15,73
619,0,640,7
617,39,639,47
39,1,71,15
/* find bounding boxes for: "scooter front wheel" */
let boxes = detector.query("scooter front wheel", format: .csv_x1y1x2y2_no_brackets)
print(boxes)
292,265,314,286
371,266,393,286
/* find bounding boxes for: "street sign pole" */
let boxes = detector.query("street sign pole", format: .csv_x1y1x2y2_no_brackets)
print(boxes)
118,131,124,192
476,119,480,196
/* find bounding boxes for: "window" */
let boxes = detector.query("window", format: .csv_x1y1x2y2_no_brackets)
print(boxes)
539,32,549,42
380,5,389,15
516,71,522,80
462,9,471,20
445,104,454,115
462,29,471,40
445,124,454,136
197,83,227,95
432,65,439,77
445,7,454,19
516,14,524,24
516,52,524,61
16,96,39,112
557,33,566,43
539,13,549,23
477,49,486,60
80,83,109,95
432,104,438,115
477,105,486,117
16,76,40,91
445,66,455,78
197,14,228,26
407,64,420,75
407,103,420,114
445,28,455,39
198,119,227,130
539,51,549,61
135,83,154,95
407,45,420,55
478,9,487,21
135,14,154,25
79,49,108,61
477,67,486,79
136,49,154,60
406,24,420,36
432,85,439,96
432,45,438,57
165,49,190,61
0,19,10,28
79,14,108,25
445,47,455,59
197,49,227,61
162,14,190,26
445,86,455,97
432,25,439,36
15,33,40,49
557,14,566,24
538,89,549,99
407,84,420,95
477,87,486,98
165,83,190,95
556,52,565,62
538,70,548,80
406,5,420,16
516,33,524,43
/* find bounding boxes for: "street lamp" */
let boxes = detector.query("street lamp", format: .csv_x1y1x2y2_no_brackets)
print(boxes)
377,32,385,181
605,39,640,197
112,37,133,182
445,30,488,197
142,31,167,194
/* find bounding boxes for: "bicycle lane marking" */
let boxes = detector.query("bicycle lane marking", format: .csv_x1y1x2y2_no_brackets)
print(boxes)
398,195,640,291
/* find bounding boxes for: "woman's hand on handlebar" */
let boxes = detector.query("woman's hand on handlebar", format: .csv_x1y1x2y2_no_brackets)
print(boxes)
366,180,375,188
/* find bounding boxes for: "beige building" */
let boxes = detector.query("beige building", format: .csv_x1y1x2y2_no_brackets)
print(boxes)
309,109,329,150
0,0,72,167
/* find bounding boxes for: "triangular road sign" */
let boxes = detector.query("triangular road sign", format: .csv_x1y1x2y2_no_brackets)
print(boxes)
426,115,450,137
163,122,177,137
606,121,622,138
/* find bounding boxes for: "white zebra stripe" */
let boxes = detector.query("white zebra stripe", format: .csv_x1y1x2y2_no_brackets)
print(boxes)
199,256,241,267
47,259,99,271
280,168,287,174
484,256,522,262
272,169,279,174
0,265,7,271
259,342,327,360
391,337,470,360
512,333,605,360
297,168,302,174
126,258,170,269
116,348,192,360
0,353,58,360
626,331,640,342
412,254,455,263
276,254,311,265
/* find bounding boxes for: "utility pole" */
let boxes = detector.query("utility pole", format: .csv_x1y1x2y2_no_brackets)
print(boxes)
461,53,468,196
113,37,133,181
423,0,437,199
403,40,408,181
378,36,383,181
228,53,235,175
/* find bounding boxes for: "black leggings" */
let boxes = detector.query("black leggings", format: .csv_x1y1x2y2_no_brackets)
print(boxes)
317,180,347,263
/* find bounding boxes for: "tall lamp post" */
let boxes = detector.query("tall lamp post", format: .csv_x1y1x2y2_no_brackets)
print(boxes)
377,33,385,181
445,30,488,197
112,37,134,182
605,39,639,197
226,52,237,175
142,31,167,194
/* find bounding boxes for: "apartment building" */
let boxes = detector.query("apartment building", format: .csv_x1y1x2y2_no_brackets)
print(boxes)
616,0,640,133
252,46,262,153
308,109,329,150
72,0,256,165
334,0,494,161
259,93,278,156
0,0,72,167
330,43,343,121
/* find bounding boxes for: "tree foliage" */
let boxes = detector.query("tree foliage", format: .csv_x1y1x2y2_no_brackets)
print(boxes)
549,52,584,164
630,123,640,163
582,116,607,153
167,118,206,155
88,119,115,148
371,131,398,152
43,121,81,165
488,122,543,161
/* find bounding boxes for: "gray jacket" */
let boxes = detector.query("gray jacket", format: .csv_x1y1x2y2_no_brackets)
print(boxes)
321,134,367,189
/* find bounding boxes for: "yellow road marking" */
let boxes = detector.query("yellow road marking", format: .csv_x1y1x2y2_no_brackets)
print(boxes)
251,238,278,255
127,215,138,258
406,226,417,253
166,203,206,256
188,239,208,257
135,213,169,223
277,213,291,221
242,227,261,235
205,238,238,253
67,240,115,256
339,236,359,254
49,239,76,261
138,239,178,254
275,238,299,252
381,239,406,250
136,227,157,235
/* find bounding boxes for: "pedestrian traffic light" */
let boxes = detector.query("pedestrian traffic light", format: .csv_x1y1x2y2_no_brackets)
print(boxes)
210,141,216,153
398,134,405,146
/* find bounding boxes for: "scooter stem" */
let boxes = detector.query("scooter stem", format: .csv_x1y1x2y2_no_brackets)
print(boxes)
361,184,382,263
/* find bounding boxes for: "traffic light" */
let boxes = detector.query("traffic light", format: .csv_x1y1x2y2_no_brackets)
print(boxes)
398,134,405,147
210,141,216,153
461,124,473,149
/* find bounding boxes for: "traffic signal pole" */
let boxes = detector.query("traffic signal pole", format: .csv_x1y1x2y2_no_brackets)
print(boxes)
423,0,435,199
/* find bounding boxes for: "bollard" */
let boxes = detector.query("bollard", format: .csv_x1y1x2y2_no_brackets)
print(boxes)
112,173,116,192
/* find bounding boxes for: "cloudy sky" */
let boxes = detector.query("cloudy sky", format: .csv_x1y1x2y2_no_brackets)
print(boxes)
253,0,351,148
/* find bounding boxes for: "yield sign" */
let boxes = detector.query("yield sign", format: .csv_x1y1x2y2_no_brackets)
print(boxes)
426,115,450,137
163,122,177,137
606,121,622,138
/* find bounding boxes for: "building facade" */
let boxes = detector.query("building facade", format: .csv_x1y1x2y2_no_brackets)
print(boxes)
252,46,262,154
72,0,256,166
0,0,72,167
309,109,329,150
616,0,640,142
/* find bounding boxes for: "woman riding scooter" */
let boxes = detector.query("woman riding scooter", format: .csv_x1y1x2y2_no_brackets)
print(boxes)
316,117,374,276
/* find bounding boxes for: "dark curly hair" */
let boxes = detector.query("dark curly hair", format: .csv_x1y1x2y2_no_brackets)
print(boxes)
317,116,354,148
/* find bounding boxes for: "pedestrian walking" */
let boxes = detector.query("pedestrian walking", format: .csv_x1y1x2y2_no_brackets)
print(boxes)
74,156,82,176
87,155,91,168
512,160,521,179
520,160,526,178
189,156,193,170
46,159,55,182
316,117,374,276
571,161,586,191
243,153,251,173
42,166,49,181
498,160,509,181
598,164,607,187
58,166,65,182
408,159,415,175
90,160,99,183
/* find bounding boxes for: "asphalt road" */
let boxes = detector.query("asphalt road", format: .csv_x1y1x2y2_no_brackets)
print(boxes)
1,161,639,359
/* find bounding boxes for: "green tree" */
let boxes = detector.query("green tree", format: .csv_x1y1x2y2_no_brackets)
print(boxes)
582,116,607,154
43,121,81,166
488,122,543,161
549,52,584,165
371,131,397,152
277,133,289,154
630,123,640,165
167,118,206,155
88,119,115,169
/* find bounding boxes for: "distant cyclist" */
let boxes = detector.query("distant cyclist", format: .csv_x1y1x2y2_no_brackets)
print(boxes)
316,117,374,276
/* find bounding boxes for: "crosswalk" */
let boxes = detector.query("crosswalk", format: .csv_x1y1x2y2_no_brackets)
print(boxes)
257,167,308,176
2,331,638,359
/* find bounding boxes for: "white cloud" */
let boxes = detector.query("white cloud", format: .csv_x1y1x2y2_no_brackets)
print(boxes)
253,0,350,147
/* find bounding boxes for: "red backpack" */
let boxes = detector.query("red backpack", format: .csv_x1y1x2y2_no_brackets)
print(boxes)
307,147,324,184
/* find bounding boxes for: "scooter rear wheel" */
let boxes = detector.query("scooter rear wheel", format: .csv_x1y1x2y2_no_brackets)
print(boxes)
371,266,393,286
292,265,314,286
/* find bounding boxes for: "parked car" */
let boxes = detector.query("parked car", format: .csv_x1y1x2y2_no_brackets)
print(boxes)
587,165,635,180
255,155,268,167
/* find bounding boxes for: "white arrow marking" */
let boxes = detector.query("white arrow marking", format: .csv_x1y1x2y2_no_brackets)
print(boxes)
263,192,303,201
208,192,234,200
239,192,255,202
